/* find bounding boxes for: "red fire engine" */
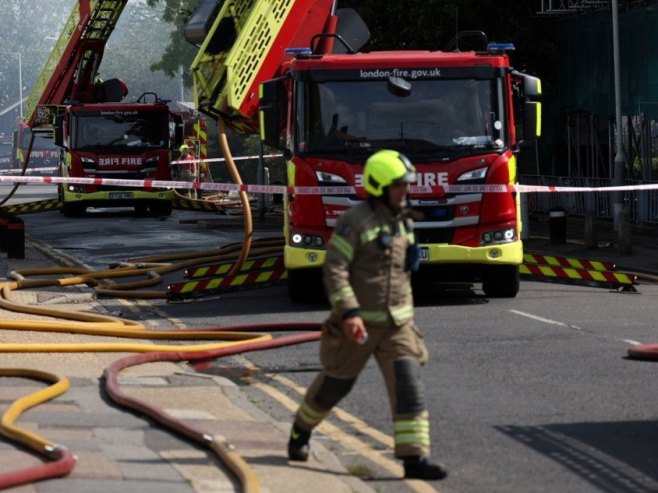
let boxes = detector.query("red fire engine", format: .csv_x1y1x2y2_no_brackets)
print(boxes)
189,1,541,301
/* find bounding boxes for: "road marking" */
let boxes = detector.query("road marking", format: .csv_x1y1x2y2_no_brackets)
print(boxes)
270,373,394,447
508,309,567,326
249,371,439,493
510,310,645,347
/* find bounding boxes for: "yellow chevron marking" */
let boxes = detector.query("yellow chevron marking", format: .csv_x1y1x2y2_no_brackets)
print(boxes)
231,274,248,286
181,281,199,293
256,272,272,283
263,257,276,268
562,268,582,279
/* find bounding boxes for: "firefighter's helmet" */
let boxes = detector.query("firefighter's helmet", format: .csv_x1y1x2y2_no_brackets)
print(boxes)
363,150,416,197
179,144,189,153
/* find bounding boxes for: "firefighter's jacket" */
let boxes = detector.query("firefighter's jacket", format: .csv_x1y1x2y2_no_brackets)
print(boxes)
324,199,416,328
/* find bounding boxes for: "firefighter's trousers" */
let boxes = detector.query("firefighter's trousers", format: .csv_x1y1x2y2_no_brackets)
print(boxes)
179,168,197,199
294,320,432,458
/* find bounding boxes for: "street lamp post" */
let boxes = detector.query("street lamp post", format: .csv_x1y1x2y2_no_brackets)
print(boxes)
611,0,624,230
0,51,23,120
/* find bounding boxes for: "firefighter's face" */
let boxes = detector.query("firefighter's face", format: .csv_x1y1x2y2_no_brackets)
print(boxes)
387,183,409,210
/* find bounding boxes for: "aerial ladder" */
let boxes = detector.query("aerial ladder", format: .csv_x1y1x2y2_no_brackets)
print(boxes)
25,0,129,130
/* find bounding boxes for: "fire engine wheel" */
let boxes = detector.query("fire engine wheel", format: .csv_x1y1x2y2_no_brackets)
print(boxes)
134,204,149,217
58,186,85,217
149,201,173,217
287,268,326,304
482,264,520,298
60,202,86,218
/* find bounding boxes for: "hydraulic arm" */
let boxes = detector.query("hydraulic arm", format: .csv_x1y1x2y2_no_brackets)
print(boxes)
188,0,335,133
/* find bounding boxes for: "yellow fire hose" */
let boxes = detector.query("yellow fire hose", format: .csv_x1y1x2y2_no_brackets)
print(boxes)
0,260,316,492
0,260,275,492
217,117,254,279
0,368,77,489
0,368,70,452
0,235,292,490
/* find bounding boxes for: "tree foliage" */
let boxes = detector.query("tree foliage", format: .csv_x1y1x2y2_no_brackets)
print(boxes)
145,0,199,84
101,1,186,101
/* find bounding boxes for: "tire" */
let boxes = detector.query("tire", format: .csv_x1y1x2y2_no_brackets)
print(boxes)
149,201,173,217
60,201,85,217
482,264,520,298
58,186,85,217
134,204,149,217
287,267,326,304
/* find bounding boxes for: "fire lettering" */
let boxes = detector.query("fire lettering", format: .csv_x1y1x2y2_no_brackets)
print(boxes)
98,157,143,166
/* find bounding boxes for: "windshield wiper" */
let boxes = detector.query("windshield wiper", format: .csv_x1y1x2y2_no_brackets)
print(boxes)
452,136,495,148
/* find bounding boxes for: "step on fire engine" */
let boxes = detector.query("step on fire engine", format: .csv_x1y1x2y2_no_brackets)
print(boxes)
187,0,542,302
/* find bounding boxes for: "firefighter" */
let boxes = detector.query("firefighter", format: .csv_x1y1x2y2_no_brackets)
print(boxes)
178,143,197,199
287,149,447,480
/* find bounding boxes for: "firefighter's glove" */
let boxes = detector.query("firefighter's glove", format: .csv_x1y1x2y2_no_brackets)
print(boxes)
406,243,421,271
342,316,368,345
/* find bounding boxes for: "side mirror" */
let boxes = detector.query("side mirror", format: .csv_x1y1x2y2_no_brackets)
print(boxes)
522,74,542,98
259,78,287,150
171,113,184,148
54,113,65,147
511,71,542,98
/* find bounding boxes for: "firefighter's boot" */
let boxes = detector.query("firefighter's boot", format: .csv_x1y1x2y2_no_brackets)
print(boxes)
287,424,311,461
403,456,448,480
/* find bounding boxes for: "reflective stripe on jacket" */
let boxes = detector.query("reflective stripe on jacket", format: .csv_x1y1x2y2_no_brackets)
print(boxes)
323,199,415,328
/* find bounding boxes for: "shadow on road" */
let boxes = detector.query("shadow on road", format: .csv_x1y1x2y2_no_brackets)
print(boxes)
496,420,658,492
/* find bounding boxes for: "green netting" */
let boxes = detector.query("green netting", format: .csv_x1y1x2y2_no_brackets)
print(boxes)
556,7,658,118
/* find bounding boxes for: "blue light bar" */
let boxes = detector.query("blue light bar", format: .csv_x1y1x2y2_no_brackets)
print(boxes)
487,42,515,52
284,47,313,56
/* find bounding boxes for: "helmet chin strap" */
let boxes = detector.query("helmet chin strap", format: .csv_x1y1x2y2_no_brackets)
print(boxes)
375,187,403,213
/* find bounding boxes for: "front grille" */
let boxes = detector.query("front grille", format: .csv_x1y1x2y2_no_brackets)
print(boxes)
414,204,456,221
416,228,454,244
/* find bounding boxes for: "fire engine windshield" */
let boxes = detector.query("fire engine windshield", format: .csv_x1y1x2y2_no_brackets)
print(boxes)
299,78,505,161
72,110,169,151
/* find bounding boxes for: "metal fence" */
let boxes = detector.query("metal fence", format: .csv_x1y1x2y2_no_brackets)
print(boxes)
520,175,658,224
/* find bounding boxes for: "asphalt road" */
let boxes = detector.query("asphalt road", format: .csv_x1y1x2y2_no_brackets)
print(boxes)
5,183,658,493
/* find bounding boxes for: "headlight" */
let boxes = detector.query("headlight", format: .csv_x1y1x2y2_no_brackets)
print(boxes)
480,227,516,245
457,167,487,183
291,231,325,249
315,171,347,186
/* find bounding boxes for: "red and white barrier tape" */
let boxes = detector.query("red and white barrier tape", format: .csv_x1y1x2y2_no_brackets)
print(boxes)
170,153,282,165
0,167,58,174
516,183,658,193
2,174,658,195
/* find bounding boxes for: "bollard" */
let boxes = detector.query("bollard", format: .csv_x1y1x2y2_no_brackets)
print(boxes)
584,209,598,249
0,215,7,253
549,206,567,244
7,215,25,259
617,211,632,255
